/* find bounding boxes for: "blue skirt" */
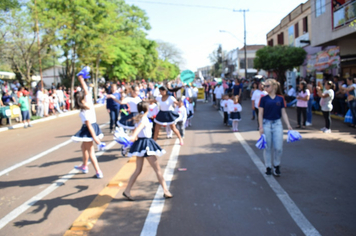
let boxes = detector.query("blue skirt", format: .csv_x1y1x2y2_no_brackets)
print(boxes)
128,138,166,157
230,112,241,121
71,123,104,142
117,112,138,130
154,110,180,125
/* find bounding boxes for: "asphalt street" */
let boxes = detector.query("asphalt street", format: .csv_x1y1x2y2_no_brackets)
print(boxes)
0,100,355,236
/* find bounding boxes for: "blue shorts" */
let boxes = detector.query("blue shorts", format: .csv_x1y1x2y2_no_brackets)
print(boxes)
21,110,30,120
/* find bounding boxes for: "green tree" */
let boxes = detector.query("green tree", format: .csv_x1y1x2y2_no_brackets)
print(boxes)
254,45,306,91
0,0,20,11
0,8,51,86
35,0,109,106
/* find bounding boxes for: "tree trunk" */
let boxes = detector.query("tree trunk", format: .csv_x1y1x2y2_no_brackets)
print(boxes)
276,70,286,95
70,45,76,109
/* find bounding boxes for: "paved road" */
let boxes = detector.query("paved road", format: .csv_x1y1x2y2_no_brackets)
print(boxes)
0,101,355,236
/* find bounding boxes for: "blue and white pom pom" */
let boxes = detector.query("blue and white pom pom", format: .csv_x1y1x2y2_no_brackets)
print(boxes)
287,130,302,143
113,127,133,148
77,66,91,79
98,142,106,151
255,134,267,149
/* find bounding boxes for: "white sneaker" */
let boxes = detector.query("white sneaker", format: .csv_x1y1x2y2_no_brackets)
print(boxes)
320,127,327,131
323,129,331,133
306,122,312,126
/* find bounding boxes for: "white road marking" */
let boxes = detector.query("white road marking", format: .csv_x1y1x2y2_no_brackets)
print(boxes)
219,111,320,236
0,123,108,177
0,140,117,230
140,138,181,236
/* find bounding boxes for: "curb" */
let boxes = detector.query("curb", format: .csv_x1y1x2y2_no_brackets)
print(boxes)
0,104,104,133
312,111,345,121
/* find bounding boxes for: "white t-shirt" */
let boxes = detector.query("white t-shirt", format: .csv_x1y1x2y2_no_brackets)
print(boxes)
37,90,43,104
137,116,152,138
320,89,334,112
220,100,229,112
229,103,242,112
123,96,142,113
80,94,96,124
192,88,198,97
148,103,159,118
287,87,296,97
175,105,187,123
186,87,193,98
156,96,176,111
56,90,64,102
251,90,268,108
214,86,224,99
153,88,160,97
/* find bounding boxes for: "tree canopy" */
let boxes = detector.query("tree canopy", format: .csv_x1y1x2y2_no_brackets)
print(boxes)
0,0,182,90
254,45,307,85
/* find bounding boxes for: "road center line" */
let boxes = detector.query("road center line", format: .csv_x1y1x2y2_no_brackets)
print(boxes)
218,111,320,236
0,123,108,177
140,138,181,236
0,140,117,230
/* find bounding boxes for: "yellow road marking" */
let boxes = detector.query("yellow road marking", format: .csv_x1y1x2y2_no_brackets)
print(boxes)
63,157,136,235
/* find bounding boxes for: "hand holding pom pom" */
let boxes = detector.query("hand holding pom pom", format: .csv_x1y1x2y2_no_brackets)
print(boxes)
77,66,91,79
255,134,267,149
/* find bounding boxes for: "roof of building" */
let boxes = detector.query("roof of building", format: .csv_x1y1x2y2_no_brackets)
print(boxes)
239,45,265,51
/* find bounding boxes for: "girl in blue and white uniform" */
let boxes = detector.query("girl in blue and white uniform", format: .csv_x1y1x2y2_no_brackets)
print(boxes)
71,71,104,178
186,97,194,127
122,101,173,201
108,85,142,130
229,95,242,132
152,86,184,145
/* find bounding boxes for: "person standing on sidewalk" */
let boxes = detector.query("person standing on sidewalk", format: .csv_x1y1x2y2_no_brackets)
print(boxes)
340,77,356,128
306,80,314,126
317,81,335,133
18,91,32,128
251,81,267,130
259,79,292,176
295,81,310,129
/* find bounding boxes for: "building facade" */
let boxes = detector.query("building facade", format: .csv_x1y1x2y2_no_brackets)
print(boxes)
311,0,356,78
42,66,64,89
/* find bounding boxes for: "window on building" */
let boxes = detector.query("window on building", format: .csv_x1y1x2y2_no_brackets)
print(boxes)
316,0,326,17
294,22,299,38
240,59,245,69
247,58,254,69
268,39,274,46
277,32,284,45
303,16,308,33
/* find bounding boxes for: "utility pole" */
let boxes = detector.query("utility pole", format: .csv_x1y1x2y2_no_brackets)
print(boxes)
233,9,249,81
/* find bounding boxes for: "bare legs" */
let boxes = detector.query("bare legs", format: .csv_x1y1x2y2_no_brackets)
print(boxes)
124,156,172,199
81,142,101,173
153,123,183,144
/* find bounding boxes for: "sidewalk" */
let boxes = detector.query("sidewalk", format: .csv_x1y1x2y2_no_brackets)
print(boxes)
0,104,104,133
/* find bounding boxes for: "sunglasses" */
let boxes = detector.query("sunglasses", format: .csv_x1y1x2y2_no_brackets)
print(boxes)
264,85,271,88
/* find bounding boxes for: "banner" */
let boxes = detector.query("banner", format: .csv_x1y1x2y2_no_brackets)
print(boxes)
307,46,340,72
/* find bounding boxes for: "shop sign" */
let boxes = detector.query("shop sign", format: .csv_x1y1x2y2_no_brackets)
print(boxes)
307,47,340,72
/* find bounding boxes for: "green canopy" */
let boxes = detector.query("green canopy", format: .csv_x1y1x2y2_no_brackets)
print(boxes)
180,70,195,84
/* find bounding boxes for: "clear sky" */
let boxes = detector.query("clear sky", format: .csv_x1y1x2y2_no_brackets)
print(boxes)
126,0,307,71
